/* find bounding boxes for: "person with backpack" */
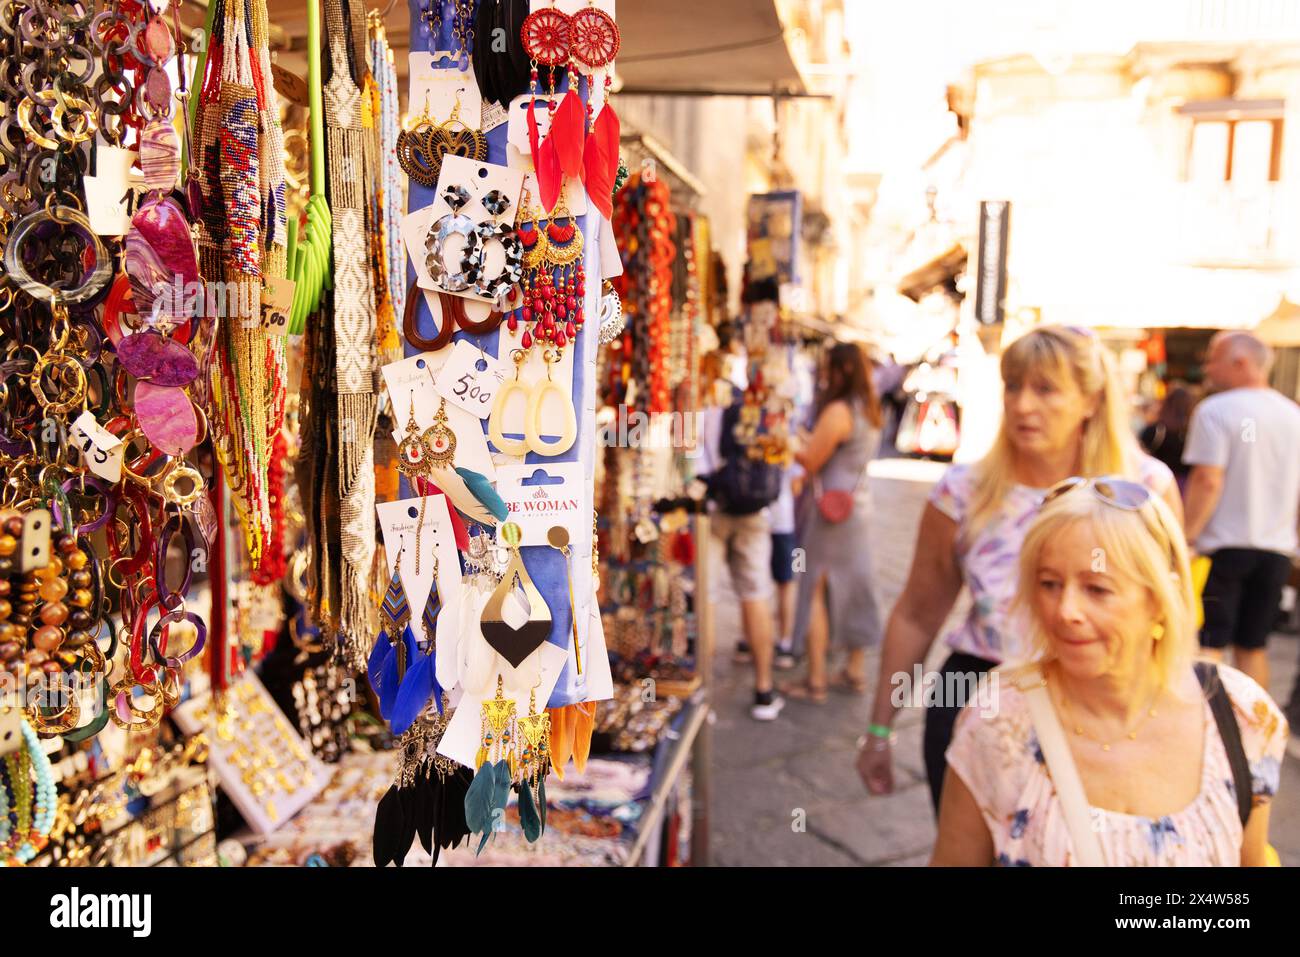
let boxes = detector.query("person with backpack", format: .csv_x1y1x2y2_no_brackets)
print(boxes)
781,342,885,703
698,361,787,720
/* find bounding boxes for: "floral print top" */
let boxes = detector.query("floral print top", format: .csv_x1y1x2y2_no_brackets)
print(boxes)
927,455,1174,662
946,664,1287,866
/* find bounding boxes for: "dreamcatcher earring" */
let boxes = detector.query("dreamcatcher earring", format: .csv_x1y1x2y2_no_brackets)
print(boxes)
390,556,445,734
571,0,622,219
368,534,418,722
515,683,551,843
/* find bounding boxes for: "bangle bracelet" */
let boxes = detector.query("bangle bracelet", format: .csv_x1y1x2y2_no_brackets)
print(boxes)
866,722,892,739
856,732,894,752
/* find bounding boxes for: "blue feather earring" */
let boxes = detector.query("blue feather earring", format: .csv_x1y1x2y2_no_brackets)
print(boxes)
369,535,418,721
391,558,447,733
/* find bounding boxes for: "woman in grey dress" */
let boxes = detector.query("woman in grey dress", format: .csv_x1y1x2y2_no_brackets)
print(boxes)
782,343,884,703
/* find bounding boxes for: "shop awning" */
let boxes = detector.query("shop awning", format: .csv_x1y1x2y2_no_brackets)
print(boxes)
615,1,805,96
260,0,805,96
897,244,967,302
1255,297,1300,346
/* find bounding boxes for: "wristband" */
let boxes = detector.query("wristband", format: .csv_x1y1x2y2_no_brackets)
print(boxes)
867,722,893,739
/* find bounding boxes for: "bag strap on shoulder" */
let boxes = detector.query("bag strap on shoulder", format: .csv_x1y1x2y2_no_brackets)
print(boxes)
1019,665,1106,866
1195,661,1253,828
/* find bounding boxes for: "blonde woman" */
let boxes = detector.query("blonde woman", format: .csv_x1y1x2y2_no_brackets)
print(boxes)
857,326,1184,810
932,477,1286,866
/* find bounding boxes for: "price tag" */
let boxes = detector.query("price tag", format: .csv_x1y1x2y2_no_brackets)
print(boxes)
69,411,125,483
481,99,508,132
433,339,509,419
261,276,295,337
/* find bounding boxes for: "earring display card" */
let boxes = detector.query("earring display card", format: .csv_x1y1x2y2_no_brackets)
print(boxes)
382,349,499,481
429,155,523,227
376,494,464,665
433,338,511,419
506,93,554,159
517,169,589,218
494,463,586,546
172,672,331,836
583,604,615,701
408,52,483,122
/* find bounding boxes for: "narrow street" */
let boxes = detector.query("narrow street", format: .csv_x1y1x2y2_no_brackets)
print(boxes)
708,458,1300,866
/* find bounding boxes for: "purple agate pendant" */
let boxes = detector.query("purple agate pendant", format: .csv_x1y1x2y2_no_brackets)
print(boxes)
139,119,181,193
117,330,200,387
125,195,198,326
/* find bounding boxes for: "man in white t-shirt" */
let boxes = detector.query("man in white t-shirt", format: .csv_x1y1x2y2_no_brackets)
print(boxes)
1183,331,1300,688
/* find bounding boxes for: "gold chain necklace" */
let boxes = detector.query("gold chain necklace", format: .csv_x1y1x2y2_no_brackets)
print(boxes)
1051,673,1160,752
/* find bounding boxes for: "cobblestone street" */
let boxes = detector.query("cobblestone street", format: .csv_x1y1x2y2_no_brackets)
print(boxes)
707,458,1300,866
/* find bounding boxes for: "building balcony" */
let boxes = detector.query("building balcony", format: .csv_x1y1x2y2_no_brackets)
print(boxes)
1175,181,1295,268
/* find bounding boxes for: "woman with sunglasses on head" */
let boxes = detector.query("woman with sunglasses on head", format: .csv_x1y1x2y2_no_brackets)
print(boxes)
858,326,1184,810
932,477,1285,866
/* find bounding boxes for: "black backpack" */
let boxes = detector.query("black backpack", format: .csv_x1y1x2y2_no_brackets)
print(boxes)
706,391,783,516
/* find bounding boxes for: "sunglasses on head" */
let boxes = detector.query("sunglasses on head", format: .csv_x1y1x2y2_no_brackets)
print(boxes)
1041,476,1182,568
1041,476,1151,510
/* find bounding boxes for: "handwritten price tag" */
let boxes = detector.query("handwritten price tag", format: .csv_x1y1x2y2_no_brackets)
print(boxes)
69,411,125,483
261,276,295,337
433,339,509,419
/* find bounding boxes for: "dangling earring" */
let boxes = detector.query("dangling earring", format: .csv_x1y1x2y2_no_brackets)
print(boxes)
489,349,532,457
369,535,418,721
396,392,433,574
390,557,445,734
524,347,577,456
515,684,551,843
463,674,518,855
481,521,553,668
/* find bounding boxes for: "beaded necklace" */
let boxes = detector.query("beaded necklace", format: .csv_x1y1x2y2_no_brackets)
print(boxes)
0,716,57,865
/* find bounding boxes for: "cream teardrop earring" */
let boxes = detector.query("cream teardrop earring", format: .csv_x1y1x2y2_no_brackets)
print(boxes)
524,349,576,456
489,349,532,456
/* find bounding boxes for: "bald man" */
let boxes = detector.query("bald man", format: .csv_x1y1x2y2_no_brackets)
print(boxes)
1184,331,1300,688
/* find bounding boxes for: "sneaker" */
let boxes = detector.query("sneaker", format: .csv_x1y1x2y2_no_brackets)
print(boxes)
750,694,785,721
774,649,798,670
732,642,753,665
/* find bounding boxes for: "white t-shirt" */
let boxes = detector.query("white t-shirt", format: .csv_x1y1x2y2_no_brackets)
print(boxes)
1183,387,1300,555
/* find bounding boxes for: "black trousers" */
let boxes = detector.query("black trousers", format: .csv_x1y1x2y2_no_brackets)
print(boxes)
922,651,997,814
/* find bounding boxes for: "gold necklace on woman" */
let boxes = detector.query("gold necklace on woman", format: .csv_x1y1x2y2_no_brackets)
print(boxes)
1051,673,1160,752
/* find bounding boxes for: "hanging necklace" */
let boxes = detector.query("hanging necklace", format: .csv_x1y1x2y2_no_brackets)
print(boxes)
1051,671,1160,752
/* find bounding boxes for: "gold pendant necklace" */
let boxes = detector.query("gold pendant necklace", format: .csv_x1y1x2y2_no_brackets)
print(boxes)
1052,674,1159,752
